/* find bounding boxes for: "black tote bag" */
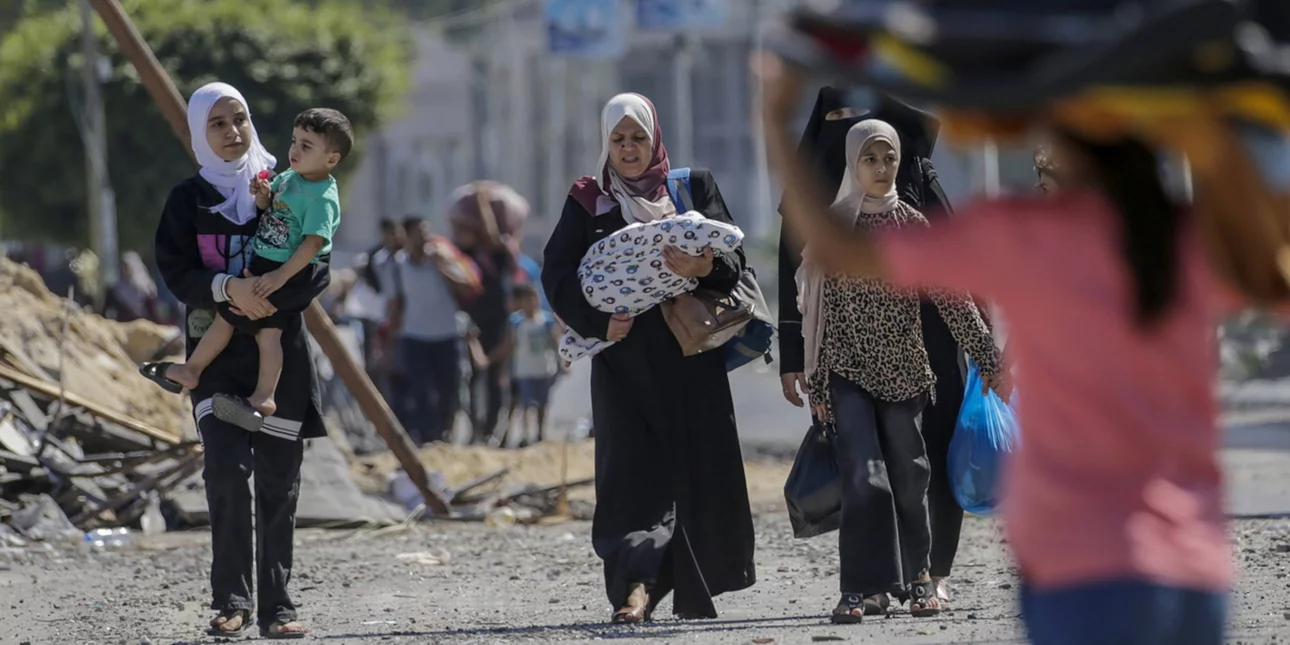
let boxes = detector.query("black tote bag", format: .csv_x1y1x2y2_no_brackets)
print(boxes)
783,421,843,538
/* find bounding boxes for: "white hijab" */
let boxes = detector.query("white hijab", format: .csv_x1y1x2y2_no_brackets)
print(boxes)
798,119,903,382
595,93,677,224
187,82,276,226
834,119,902,215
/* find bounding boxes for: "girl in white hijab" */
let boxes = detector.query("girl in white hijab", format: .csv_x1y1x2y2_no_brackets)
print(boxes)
186,82,276,226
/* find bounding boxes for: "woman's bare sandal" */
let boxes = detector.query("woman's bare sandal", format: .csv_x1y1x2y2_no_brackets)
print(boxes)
909,579,942,617
260,620,309,639
611,583,650,624
206,609,254,637
933,577,952,605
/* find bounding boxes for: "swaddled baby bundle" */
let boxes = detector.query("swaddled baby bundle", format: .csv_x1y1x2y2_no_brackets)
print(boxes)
559,213,744,362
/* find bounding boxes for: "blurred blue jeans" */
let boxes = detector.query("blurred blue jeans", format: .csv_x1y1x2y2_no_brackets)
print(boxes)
1021,579,1226,645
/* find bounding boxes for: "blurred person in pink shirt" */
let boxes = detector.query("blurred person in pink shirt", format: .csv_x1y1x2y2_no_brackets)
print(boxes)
760,59,1233,645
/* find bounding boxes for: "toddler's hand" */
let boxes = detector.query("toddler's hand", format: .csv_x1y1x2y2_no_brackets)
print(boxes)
250,172,272,208
252,270,287,298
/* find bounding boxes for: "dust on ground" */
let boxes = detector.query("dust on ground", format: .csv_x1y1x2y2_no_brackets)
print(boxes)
3,513,1287,645
351,441,794,507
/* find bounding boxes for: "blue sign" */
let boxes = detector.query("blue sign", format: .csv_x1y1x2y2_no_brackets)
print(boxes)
636,0,727,30
545,0,627,58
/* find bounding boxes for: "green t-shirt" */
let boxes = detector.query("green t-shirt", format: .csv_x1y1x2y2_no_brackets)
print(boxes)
252,169,340,264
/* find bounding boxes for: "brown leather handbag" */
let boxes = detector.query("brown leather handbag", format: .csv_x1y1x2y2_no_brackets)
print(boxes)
661,287,754,357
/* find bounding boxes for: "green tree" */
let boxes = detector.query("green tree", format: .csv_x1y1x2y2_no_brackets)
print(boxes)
0,0,411,255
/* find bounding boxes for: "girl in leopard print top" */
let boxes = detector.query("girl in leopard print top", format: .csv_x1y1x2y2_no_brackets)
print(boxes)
794,119,1002,623
807,198,1001,415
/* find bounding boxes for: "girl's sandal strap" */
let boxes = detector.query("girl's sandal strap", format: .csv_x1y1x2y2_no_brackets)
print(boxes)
909,581,942,617
830,594,865,624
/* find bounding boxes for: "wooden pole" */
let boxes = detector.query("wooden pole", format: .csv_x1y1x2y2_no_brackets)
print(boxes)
84,0,450,516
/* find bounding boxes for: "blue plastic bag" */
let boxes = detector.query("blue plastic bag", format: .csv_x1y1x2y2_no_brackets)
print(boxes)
948,359,1020,516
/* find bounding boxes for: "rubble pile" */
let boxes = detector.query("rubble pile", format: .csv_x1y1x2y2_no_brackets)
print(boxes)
0,258,190,432
0,257,198,544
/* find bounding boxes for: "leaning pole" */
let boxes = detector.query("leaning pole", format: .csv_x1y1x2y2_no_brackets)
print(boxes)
85,0,451,516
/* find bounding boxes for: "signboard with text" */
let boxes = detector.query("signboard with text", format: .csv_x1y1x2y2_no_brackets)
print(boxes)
635,0,727,30
545,0,627,58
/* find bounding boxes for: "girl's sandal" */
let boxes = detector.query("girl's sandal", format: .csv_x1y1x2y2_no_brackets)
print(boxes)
206,609,254,637
139,362,184,394
830,594,865,624
909,580,942,617
260,620,309,639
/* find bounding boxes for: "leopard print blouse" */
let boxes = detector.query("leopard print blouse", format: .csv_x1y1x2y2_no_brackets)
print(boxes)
808,201,1000,414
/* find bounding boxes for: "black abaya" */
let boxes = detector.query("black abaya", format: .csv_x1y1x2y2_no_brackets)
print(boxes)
542,169,756,619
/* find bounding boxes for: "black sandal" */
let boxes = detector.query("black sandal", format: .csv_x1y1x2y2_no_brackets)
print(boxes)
139,362,184,394
909,580,942,617
830,594,865,624
206,609,254,637
212,393,264,432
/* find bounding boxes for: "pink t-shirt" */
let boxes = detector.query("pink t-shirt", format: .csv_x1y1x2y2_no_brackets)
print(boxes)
881,191,1232,592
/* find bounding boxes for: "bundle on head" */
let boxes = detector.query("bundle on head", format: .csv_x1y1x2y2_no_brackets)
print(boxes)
447,180,531,237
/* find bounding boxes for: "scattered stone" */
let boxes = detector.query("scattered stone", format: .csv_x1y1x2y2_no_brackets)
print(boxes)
999,582,1013,590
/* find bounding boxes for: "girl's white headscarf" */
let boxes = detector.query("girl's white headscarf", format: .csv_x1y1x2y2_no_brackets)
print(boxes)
797,119,903,385
187,82,276,226
595,93,677,224
834,119,902,214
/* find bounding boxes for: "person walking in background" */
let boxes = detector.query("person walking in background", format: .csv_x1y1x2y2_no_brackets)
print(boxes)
763,57,1235,644
542,92,755,623
448,181,536,444
350,218,404,389
387,216,481,445
106,251,160,323
502,282,560,447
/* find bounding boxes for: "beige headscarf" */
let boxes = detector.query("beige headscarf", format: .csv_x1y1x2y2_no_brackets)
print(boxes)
797,119,903,382
595,93,677,224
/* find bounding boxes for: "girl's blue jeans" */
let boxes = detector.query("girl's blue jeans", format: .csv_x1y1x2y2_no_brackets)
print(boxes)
1021,579,1226,645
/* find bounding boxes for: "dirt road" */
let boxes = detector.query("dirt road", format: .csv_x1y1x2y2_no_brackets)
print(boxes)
4,509,1287,645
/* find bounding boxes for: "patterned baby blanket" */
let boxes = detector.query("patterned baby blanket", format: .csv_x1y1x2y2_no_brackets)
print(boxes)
559,213,744,362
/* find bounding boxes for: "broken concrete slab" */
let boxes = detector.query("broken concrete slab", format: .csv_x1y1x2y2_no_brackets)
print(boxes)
171,438,406,528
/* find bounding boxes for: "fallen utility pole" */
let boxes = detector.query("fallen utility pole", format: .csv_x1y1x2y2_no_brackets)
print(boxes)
84,0,450,516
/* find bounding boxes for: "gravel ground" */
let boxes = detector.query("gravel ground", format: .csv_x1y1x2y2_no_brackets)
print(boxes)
3,510,1288,645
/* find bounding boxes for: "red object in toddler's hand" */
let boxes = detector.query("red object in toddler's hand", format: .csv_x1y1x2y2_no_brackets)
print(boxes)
257,170,271,180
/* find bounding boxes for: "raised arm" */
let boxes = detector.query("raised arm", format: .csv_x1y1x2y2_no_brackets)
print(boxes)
542,196,613,340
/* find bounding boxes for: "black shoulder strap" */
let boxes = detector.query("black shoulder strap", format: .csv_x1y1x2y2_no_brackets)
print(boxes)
922,158,954,215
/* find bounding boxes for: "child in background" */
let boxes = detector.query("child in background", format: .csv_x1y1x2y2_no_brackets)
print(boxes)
144,108,352,430
763,62,1233,642
506,283,560,446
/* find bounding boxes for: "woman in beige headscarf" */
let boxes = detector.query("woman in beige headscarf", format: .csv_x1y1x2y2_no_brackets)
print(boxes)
796,119,1003,623
542,93,755,623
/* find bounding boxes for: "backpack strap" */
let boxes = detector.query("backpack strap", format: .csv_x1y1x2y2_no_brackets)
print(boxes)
666,167,694,213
